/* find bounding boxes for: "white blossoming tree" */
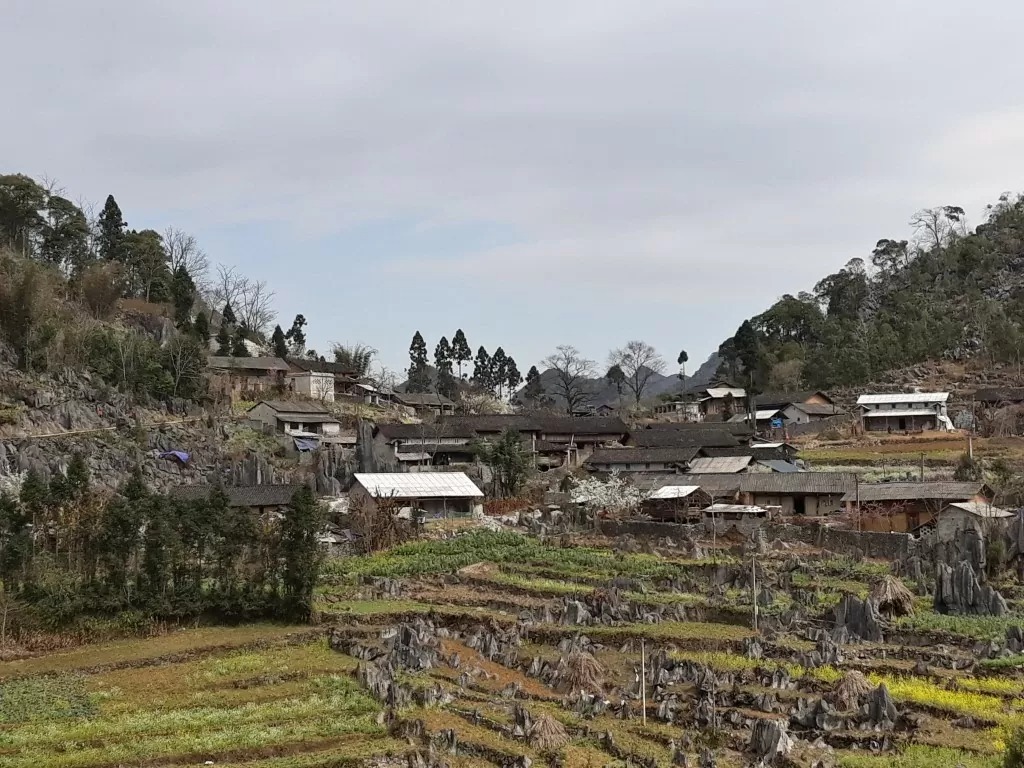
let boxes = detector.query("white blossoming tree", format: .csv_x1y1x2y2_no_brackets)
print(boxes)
570,473,649,522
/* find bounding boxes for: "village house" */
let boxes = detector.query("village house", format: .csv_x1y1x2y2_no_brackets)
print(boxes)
374,422,477,466
652,399,702,420
170,483,308,516
973,387,1024,407
286,370,335,403
351,472,484,519
843,481,993,533
933,501,1013,544
727,408,785,429
755,390,835,410
857,392,952,432
684,472,855,516
246,400,343,446
584,446,700,473
393,392,457,417
690,384,747,420
685,456,753,474
207,356,290,399
628,424,742,450
286,358,361,399
973,387,1024,436
639,485,713,522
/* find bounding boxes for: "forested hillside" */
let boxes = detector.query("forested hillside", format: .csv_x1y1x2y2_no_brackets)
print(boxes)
718,194,1024,392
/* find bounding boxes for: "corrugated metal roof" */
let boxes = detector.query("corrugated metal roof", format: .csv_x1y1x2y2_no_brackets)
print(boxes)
862,409,941,418
250,400,334,415
586,446,701,465
704,388,747,399
704,503,767,515
207,356,291,371
857,393,949,405
843,482,987,503
945,501,1013,519
728,410,781,423
757,460,802,473
354,472,483,498
687,456,752,474
684,472,855,495
649,485,702,499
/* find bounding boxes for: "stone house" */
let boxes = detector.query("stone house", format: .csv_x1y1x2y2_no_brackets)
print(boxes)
287,370,336,403
640,485,713,522
933,501,1013,544
844,481,993,533
585,446,700,473
350,472,484,519
286,358,361,399
247,400,342,442
393,392,456,417
207,356,290,399
857,392,952,432
685,472,855,516
170,483,308,516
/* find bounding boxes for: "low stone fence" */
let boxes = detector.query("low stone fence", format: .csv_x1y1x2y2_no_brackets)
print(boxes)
599,519,917,560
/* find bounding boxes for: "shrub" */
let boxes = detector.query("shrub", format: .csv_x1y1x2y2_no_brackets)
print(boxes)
78,262,123,319
1006,726,1024,768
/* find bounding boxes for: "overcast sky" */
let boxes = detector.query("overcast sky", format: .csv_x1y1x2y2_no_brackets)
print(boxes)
7,1,1024,375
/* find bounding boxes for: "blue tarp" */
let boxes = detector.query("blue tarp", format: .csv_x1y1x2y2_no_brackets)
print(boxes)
159,450,190,464
294,438,319,452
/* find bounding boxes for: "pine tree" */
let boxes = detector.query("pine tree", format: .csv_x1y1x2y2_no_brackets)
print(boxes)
271,324,289,358
491,347,509,397
407,331,430,393
170,265,196,327
452,329,472,379
285,314,307,351
66,452,90,500
280,486,323,621
524,365,543,404
434,336,456,398
473,346,492,393
505,356,522,397
96,194,127,262
193,312,210,345
215,323,232,355
231,327,249,357
221,301,236,326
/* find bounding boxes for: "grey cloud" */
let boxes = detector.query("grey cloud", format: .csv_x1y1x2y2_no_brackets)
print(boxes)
7,0,1024,364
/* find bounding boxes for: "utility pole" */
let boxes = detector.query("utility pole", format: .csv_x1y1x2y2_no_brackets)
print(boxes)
640,639,647,725
920,452,925,482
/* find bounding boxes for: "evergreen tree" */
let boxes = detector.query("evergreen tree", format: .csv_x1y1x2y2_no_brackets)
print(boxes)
505,356,522,397
215,323,232,355
280,486,323,621
524,365,544,404
66,452,90,500
271,324,289,358
193,311,210,345
407,331,430,392
491,347,509,397
0,491,30,591
451,329,472,379
96,194,127,262
170,265,196,327
221,301,236,326
41,196,91,273
473,346,492,393
606,364,626,396
285,314,307,351
231,327,249,357
677,349,689,379
434,336,456,399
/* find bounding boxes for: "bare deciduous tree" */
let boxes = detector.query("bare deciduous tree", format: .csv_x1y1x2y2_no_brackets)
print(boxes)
312,375,334,403
236,279,276,334
608,340,665,404
542,344,596,415
909,205,966,251
164,227,210,296
166,336,203,397
212,264,248,310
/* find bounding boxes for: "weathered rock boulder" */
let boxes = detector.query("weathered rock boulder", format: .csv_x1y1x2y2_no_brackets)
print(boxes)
934,561,1009,616
832,595,884,642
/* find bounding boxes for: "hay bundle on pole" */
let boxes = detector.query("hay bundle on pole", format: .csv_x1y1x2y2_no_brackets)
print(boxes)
832,670,873,710
871,575,915,618
527,713,570,750
561,650,605,695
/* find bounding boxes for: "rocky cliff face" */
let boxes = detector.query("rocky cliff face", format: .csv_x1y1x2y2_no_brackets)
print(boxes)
0,362,351,494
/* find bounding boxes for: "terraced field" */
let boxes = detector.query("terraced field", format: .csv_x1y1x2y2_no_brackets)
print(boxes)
6,529,1023,767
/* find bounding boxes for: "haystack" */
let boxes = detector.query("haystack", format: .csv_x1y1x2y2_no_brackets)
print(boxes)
871,575,915,618
527,713,570,750
832,670,873,710
561,650,605,694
